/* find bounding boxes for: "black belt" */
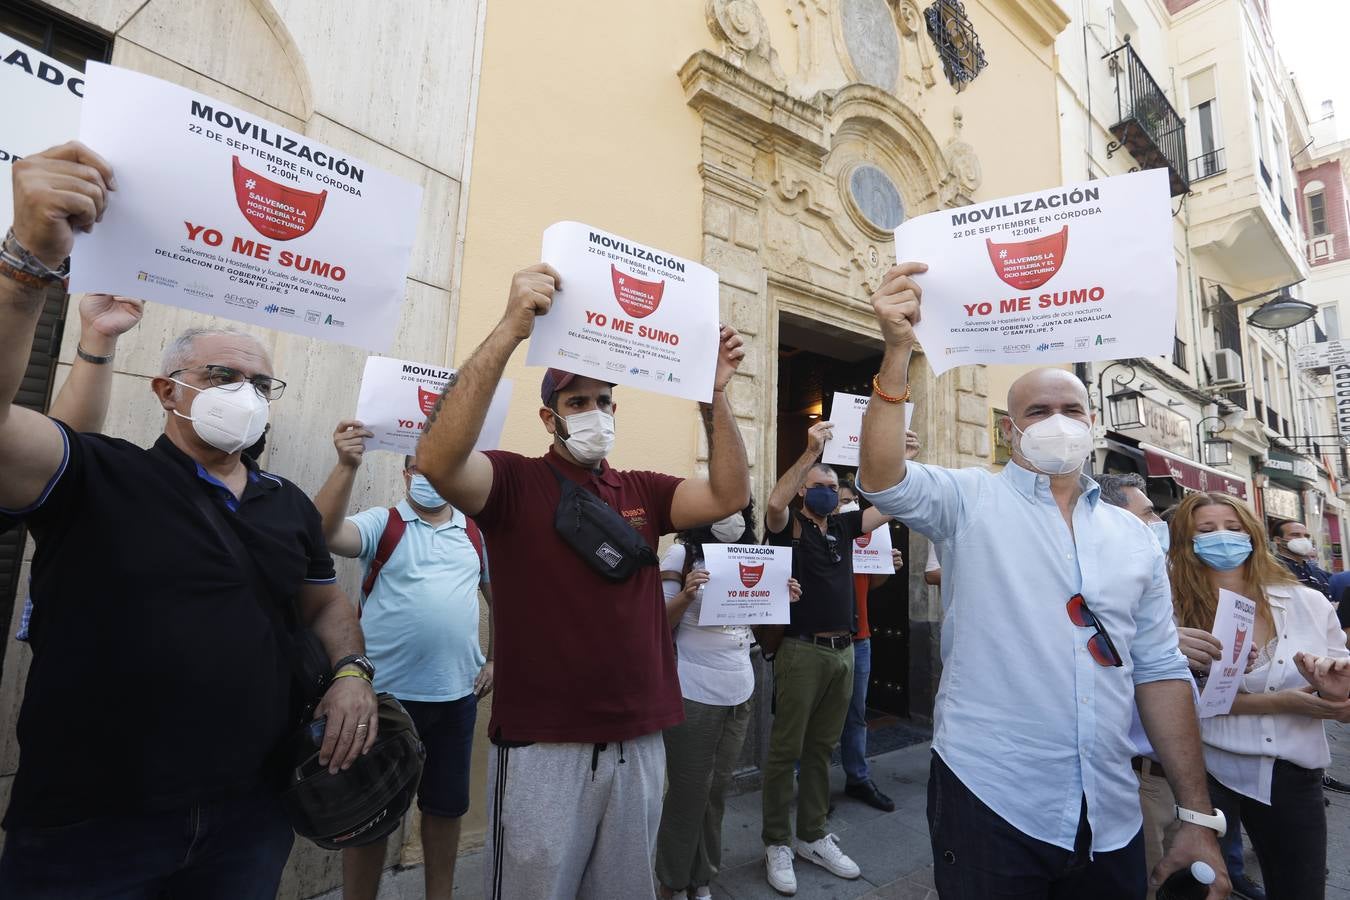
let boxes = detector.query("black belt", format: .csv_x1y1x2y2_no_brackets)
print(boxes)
792,634,853,650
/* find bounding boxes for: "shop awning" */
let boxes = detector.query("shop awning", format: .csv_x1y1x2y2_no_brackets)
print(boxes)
1140,443,1248,500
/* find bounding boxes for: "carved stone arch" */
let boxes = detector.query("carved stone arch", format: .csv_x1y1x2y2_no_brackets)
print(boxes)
117,0,312,121
826,84,950,212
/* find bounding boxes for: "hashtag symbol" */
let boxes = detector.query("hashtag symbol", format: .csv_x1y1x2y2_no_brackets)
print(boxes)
1000,249,1008,259
245,179,257,189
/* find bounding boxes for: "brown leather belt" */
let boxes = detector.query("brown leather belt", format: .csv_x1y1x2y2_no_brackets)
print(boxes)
1131,755,1167,781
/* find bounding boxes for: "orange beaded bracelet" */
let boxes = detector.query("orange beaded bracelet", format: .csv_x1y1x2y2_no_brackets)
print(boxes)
871,373,911,404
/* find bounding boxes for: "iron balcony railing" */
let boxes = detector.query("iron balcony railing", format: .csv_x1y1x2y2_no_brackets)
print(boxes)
1189,147,1226,182
1103,39,1189,197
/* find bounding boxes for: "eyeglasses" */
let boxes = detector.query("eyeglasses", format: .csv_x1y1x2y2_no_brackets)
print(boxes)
1066,594,1123,667
824,533,843,565
169,364,287,401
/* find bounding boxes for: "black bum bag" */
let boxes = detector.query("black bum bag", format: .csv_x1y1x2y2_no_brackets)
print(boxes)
548,463,658,581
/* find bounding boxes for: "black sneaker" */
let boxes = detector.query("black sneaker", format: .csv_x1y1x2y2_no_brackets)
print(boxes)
844,780,896,812
1323,774,1350,793
1230,872,1266,900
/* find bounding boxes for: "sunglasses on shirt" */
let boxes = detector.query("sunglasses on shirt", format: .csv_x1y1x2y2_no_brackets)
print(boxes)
1066,594,1123,668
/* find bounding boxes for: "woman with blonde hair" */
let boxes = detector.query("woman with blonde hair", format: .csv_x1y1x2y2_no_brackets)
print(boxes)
1169,491,1350,899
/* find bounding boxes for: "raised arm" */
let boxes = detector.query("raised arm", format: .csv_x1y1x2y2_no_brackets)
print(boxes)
0,143,115,510
765,420,833,534
416,264,560,516
312,419,372,558
857,263,926,494
47,293,144,432
670,325,751,530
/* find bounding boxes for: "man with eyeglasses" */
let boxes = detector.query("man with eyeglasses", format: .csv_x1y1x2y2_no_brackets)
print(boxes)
0,143,377,898
856,263,1229,900
759,420,892,894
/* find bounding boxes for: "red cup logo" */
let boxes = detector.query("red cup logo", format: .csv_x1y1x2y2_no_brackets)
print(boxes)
1232,625,1247,664
986,225,1069,290
232,156,328,241
610,264,665,319
739,562,764,588
418,387,440,416
855,533,872,549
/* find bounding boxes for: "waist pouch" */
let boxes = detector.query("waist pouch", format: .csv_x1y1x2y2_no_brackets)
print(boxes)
548,463,658,582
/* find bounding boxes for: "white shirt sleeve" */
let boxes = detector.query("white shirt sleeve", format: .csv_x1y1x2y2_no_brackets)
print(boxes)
859,461,980,543
660,544,687,602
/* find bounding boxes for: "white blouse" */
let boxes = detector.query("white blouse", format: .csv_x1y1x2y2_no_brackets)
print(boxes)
1201,583,1350,804
660,544,755,707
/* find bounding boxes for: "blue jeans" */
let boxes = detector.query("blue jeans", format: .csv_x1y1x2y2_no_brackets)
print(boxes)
840,637,871,785
1221,816,1246,878
0,788,294,899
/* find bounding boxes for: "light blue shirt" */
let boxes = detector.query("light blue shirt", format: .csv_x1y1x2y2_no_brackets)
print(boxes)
350,501,488,702
861,461,1189,852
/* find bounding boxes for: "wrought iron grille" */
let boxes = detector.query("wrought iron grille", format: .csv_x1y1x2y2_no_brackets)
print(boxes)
1102,39,1189,196
924,0,988,92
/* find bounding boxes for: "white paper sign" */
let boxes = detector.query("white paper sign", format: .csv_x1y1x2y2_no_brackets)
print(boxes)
69,64,422,351
0,38,85,234
1197,589,1258,718
899,169,1175,375
852,523,895,574
822,391,914,466
698,544,793,626
526,221,720,402
354,356,512,455
1297,340,1350,370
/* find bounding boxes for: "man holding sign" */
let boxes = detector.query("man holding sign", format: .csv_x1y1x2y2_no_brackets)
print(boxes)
857,262,1227,899
414,263,749,900
759,422,892,894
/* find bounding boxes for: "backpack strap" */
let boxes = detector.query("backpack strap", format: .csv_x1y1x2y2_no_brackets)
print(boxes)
360,507,408,610
464,516,487,582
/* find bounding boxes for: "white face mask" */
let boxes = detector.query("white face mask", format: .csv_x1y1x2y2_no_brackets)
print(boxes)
171,378,270,454
838,501,861,513
1012,413,1092,476
710,512,746,543
556,409,615,465
1287,536,1316,557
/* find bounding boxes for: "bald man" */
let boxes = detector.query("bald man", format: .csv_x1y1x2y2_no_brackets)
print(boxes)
852,264,1228,900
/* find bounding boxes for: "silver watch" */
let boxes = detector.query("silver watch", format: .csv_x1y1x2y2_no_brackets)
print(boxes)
1,228,70,281
1174,805,1227,837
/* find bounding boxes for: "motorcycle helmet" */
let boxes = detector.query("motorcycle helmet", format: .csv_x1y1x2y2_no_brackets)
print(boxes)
281,692,425,850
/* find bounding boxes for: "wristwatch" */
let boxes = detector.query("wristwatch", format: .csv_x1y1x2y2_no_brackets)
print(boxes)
1174,805,1227,837
333,654,375,681
1,228,69,286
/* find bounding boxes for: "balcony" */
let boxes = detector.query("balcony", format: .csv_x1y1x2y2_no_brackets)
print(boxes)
1189,148,1226,183
1103,40,1189,197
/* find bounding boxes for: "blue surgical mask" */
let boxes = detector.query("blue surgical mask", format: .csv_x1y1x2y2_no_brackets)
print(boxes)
408,474,448,510
1192,530,1251,571
1149,521,1170,552
804,486,839,517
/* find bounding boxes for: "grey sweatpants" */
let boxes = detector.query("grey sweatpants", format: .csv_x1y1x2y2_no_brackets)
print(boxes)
484,732,665,900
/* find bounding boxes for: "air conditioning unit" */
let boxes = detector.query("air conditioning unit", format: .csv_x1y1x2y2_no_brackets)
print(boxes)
1208,348,1243,387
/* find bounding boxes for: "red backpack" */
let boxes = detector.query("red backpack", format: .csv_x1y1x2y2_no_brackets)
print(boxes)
359,508,486,615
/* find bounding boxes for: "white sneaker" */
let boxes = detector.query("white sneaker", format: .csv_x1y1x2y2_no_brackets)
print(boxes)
794,833,861,879
765,844,798,895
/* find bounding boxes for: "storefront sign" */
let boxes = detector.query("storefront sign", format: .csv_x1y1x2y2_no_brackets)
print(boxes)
897,169,1175,375
1264,450,1317,485
0,37,84,234
526,221,720,403
1296,340,1350,370
698,544,793,626
1262,484,1302,521
1333,365,1350,441
353,355,512,455
1141,443,1247,500
1137,396,1194,458
69,64,423,352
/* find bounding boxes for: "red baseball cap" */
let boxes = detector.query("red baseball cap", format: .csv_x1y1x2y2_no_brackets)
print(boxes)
540,368,615,406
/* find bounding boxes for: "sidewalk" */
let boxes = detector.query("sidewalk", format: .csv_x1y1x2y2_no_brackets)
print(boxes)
319,720,1350,898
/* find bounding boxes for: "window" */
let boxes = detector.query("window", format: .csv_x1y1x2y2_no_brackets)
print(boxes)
1323,303,1340,340
1187,70,1224,180
1309,191,1328,235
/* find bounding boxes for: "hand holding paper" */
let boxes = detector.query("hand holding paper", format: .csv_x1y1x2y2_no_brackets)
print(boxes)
12,142,116,267
502,263,561,343
869,262,928,348
1295,651,1350,701
1197,589,1258,717
713,324,746,391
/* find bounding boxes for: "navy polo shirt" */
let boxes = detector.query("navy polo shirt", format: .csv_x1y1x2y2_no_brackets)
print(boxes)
0,421,336,828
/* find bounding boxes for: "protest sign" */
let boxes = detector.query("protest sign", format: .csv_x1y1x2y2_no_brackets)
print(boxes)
68,64,422,352
525,221,720,403
354,356,512,455
852,523,895,574
1197,589,1258,718
898,168,1174,375
698,544,793,626
822,391,914,467
1,38,84,234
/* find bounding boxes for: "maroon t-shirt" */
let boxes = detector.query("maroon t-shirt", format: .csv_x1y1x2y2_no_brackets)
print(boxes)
477,447,684,743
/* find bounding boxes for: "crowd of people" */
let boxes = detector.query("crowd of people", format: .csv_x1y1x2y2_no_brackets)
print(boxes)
2,141,1348,900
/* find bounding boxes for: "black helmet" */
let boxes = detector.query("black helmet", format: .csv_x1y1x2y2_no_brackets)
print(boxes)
280,693,425,850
